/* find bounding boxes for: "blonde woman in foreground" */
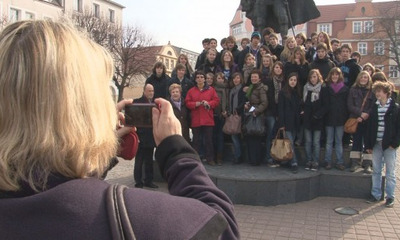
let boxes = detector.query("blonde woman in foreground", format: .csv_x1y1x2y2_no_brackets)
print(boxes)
0,20,239,240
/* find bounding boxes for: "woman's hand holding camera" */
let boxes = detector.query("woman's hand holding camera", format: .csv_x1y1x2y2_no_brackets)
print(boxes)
152,98,182,146
116,99,135,138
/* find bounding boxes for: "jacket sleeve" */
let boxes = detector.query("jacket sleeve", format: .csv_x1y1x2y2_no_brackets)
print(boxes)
209,88,220,110
255,86,268,115
390,105,400,149
155,135,240,240
222,89,227,112
347,88,362,117
185,89,197,110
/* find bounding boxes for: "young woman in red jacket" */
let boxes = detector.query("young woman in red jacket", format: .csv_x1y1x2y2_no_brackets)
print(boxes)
186,71,220,165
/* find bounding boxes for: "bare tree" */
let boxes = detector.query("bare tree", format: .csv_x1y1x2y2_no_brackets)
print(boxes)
360,1,400,77
66,11,156,100
111,25,156,101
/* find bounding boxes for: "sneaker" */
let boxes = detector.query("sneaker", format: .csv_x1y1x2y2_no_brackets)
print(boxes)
311,162,318,171
350,160,360,172
325,162,332,170
268,162,279,167
335,164,345,171
291,165,299,174
385,198,394,208
305,162,312,171
366,196,382,204
144,182,158,188
364,164,372,174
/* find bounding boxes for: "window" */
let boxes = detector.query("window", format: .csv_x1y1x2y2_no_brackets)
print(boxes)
364,21,374,33
10,8,20,22
109,9,115,23
167,51,172,56
165,59,169,69
374,42,384,55
358,42,367,55
390,41,400,57
375,65,384,71
74,0,83,13
25,12,35,20
171,60,174,70
93,4,100,18
108,34,115,46
232,24,242,35
389,66,399,78
317,23,332,36
396,20,400,34
353,21,362,34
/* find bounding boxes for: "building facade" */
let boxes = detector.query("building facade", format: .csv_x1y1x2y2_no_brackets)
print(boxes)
0,0,124,26
229,0,400,87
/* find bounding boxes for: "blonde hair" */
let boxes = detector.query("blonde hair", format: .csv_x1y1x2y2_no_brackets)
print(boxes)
353,71,372,89
169,83,182,93
280,36,297,61
0,20,117,191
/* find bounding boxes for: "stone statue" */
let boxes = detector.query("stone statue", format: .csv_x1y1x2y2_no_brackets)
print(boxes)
241,0,320,39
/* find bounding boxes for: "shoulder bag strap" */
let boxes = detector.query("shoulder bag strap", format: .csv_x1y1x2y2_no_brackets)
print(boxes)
360,91,370,112
106,184,136,240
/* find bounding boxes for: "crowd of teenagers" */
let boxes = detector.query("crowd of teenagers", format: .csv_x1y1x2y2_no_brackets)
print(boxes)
142,29,400,208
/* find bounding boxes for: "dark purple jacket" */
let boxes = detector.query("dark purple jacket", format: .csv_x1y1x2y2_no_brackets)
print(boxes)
0,136,239,240
347,87,375,119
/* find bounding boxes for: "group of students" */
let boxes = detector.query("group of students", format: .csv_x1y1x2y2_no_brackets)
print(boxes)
143,29,400,208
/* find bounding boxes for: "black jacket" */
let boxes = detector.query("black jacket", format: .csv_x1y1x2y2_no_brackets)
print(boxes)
228,45,241,65
347,87,375,119
263,78,278,118
198,59,222,75
268,44,284,60
170,98,191,143
133,96,155,148
284,62,310,87
278,90,302,132
339,59,361,87
228,85,247,115
303,85,328,131
145,73,170,99
365,100,400,151
323,84,349,126
310,56,335,80
306,47,316,63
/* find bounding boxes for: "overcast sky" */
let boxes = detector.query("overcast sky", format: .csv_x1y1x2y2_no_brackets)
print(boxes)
116,0,394,53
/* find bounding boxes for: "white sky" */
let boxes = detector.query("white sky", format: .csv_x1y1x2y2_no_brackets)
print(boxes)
116,0,394,53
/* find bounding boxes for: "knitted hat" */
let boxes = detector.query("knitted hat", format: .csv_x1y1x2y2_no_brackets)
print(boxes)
251,31,261,40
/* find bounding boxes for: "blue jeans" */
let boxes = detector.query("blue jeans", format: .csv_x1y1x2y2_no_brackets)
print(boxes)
285,131,298,166
264,116,276,162
231,134,241,159
324,126,344,164
304,129,321,163
371,142,397,200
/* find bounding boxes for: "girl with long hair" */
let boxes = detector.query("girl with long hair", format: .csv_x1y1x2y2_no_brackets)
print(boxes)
280,36,297,64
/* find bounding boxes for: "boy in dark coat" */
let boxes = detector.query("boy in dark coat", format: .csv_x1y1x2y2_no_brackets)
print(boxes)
339,44,361,87
145,62,170,99
310,43,335,80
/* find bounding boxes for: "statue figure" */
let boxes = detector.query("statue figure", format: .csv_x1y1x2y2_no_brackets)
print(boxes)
241,0,320,39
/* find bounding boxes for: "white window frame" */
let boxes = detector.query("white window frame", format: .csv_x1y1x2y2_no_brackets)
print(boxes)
232,24,242,35
389,66,399,78
358,42,367,55
317,23,332,36
10,7,21,22
396,20,400,34
364,20,374,33
374,42,385,55
25,12,35,20
74,0,83,13
165,59,169,70
353,21,362,34
109,9,115,23
375,65,384,71
93,3,100,18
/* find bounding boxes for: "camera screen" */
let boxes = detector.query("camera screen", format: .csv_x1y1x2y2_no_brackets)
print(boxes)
124,103,155,128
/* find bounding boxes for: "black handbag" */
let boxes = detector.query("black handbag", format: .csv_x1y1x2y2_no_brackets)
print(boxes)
242,114,266,136
106,184,136,240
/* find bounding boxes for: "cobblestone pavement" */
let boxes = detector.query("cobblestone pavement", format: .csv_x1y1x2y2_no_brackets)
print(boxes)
105,149,400,240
